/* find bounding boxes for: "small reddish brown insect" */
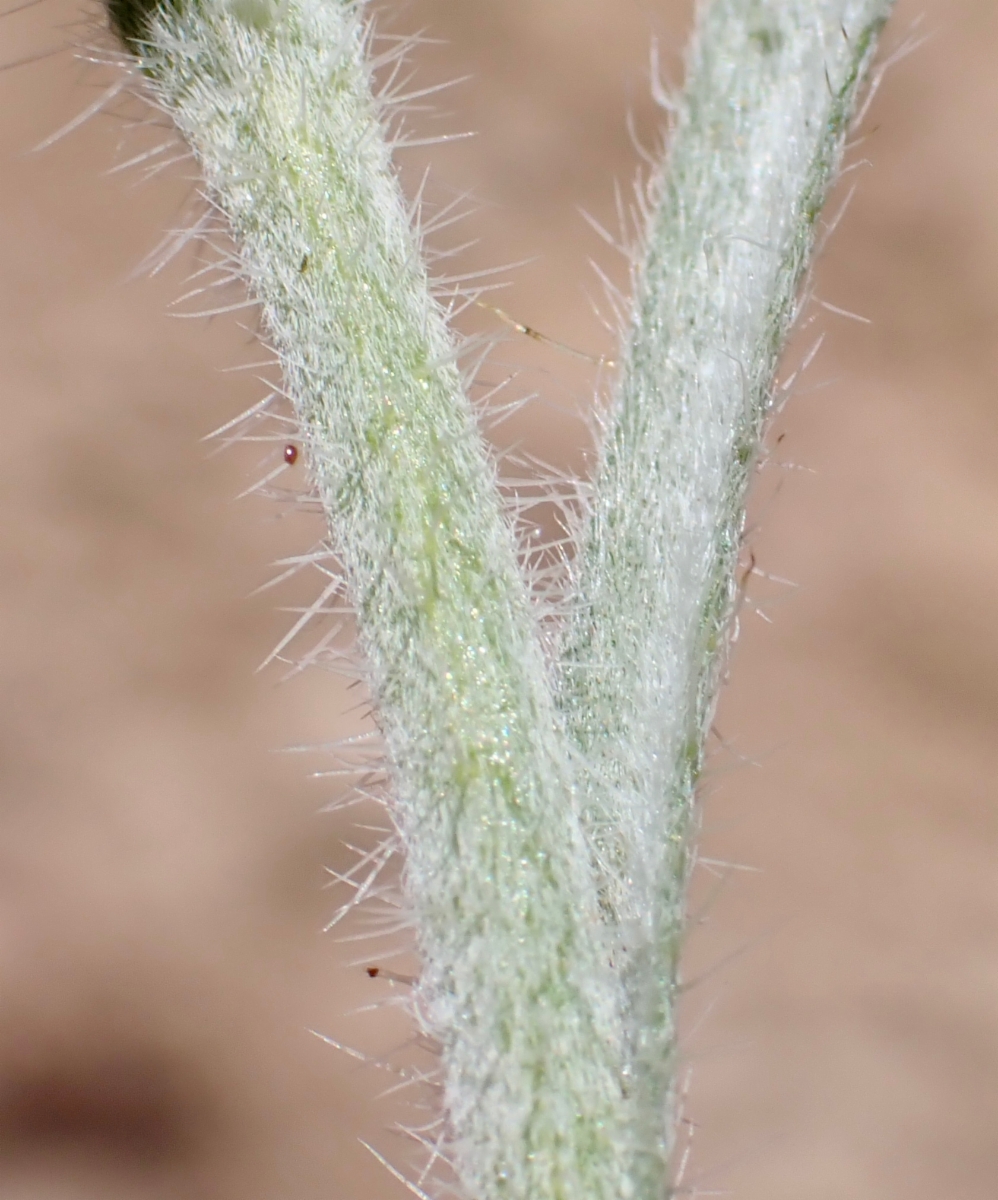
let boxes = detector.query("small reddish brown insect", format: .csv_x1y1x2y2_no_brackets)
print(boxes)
364,965,417,985
283,443,299,465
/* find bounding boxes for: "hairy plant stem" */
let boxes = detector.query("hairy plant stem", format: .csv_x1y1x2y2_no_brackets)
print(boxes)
120,3,630,1198
557,2,894,1192
103,0,895,1197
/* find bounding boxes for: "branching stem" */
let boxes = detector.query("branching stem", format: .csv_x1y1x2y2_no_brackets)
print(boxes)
101,1,895,1197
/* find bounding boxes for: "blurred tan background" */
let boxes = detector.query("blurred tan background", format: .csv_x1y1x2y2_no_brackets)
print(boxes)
1,1,997,1197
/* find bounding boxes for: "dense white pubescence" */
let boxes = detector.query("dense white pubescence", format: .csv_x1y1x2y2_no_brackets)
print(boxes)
118,0,900,1195
556,1,893,1189
135,2,632,1198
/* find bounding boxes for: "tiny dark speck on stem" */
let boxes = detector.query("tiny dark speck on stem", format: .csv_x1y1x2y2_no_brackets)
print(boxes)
748,26,783,54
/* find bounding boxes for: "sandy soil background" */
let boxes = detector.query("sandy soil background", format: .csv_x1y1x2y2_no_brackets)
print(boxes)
1,1,997,1197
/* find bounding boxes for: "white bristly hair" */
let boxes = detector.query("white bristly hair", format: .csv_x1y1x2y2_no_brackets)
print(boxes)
100,0,896,1197
127,3,630,1198
557,4,894,1192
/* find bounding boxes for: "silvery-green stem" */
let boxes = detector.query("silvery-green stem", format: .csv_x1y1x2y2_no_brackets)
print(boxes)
113,2,630,1198
557,2,894,1192
100,0,897,1197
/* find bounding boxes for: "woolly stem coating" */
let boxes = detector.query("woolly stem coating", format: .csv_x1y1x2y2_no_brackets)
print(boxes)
121,2,631,1198
101,0,898,1196
557,2,893,1192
